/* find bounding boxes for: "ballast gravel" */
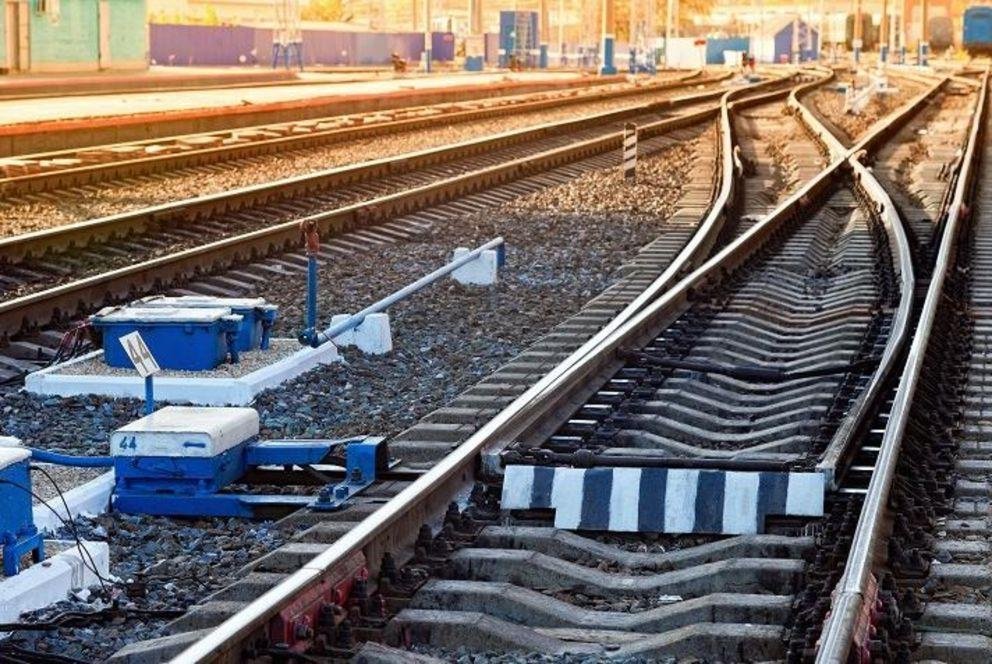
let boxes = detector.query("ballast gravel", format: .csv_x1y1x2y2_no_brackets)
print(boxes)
411,647,675,664
804,73,927,144
0,80,715,234
0,137,701,661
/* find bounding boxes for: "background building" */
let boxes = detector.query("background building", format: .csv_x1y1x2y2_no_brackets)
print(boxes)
2,0,147,73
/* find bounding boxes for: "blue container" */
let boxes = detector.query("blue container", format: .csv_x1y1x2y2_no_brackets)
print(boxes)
136,296,278,352
91,307,242,371
465,55,484,71
0,449,33,539
964,7,992,54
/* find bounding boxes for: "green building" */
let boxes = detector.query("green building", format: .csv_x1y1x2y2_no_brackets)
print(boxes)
2,0,147,73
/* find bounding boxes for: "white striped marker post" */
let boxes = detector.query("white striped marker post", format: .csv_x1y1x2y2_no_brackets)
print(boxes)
622,122,638,181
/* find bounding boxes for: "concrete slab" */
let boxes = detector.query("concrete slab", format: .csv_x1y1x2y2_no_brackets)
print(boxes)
329,313,393,355
0,540,110,623
0,72,590,125
24,338,341,406
452,247,499,285
32,471,115,535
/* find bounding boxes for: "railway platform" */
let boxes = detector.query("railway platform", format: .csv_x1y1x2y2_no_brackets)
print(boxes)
0,70,625,156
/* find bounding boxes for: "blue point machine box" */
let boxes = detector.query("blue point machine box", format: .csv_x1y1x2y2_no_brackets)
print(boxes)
91,306,244,371
136,296,278,352
90,296,280,372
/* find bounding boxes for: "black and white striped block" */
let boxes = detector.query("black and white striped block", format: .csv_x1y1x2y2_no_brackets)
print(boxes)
500,465,824,535
622,122,637,180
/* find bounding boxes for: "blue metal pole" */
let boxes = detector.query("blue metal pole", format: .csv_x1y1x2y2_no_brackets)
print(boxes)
27,448,114,467
600,0,616,74
144,375,154,416
307,254,318,334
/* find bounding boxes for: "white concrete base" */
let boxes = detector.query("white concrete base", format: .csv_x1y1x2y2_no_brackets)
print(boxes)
0,540,110,623
329,313,393,354
451,247,499,286
24,338,341,406
32,471,115,535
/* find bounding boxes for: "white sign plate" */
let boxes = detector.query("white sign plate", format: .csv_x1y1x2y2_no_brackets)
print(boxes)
119,331,161,378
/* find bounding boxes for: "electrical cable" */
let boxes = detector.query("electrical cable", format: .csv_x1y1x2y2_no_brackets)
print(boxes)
32,466,113,594
0,476,110,593
0,643,91,664
0,606,184,632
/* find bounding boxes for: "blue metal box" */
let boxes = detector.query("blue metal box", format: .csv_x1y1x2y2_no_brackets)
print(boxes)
1,447,45,576
111,407,258,496
91,307,243,371
0,448,33,540
136,296,278,352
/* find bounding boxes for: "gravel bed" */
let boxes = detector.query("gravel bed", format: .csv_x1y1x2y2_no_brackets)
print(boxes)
0,83,714,234
52,338,301,378
31,464,106,504
804,74,926,144
410,647,670,664
541,587,683,614
0,138,700,660
3,513,296,662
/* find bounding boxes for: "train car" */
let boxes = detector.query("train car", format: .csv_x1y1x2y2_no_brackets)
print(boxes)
964,6,992,54
929,17,953,51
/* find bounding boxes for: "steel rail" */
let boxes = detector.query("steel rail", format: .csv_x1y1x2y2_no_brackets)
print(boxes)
814,70,990,664
169,69,864,664
0,71,722,197
0,79,799,340
811,77,950,486
0,76,756,266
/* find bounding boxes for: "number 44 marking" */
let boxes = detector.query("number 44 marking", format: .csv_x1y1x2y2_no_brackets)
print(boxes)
119,331,161,378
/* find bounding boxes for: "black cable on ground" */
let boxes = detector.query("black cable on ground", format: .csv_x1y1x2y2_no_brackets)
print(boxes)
0,475,110,593
0,643,91,664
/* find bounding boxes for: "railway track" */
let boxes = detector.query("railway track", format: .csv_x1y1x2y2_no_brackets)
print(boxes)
0,74,801,384
815,74,991,663
0,71,720,199
75,69,976,664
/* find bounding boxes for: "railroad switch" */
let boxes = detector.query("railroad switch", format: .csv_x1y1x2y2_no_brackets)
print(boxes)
310,437,392,511
110,406,385,518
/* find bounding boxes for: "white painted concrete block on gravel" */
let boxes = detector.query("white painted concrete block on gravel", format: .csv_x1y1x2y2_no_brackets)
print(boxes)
330,313,392,355
0,540,110,623
24,339,341,406
451,247,499,286
32,471,115,535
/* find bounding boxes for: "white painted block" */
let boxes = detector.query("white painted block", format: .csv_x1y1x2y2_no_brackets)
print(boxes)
0,540,110,623
332,313,392,355
329,314,357,347
111,407,259,458
355,313,392,354
451,247,499,286
24,339,342,407
32,471,115,535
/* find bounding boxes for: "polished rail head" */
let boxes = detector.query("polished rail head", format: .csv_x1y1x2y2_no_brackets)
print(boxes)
814,69,990,664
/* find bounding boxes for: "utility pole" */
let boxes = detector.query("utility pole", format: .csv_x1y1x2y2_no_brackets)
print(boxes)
919,0,929,66
853,0,862,64
469,0,482,35
557,0,564,66
539,0,549,68
423,0,431,73
600,0,616,74
817,0,825,60
665,0,674,67
878,0,889,67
